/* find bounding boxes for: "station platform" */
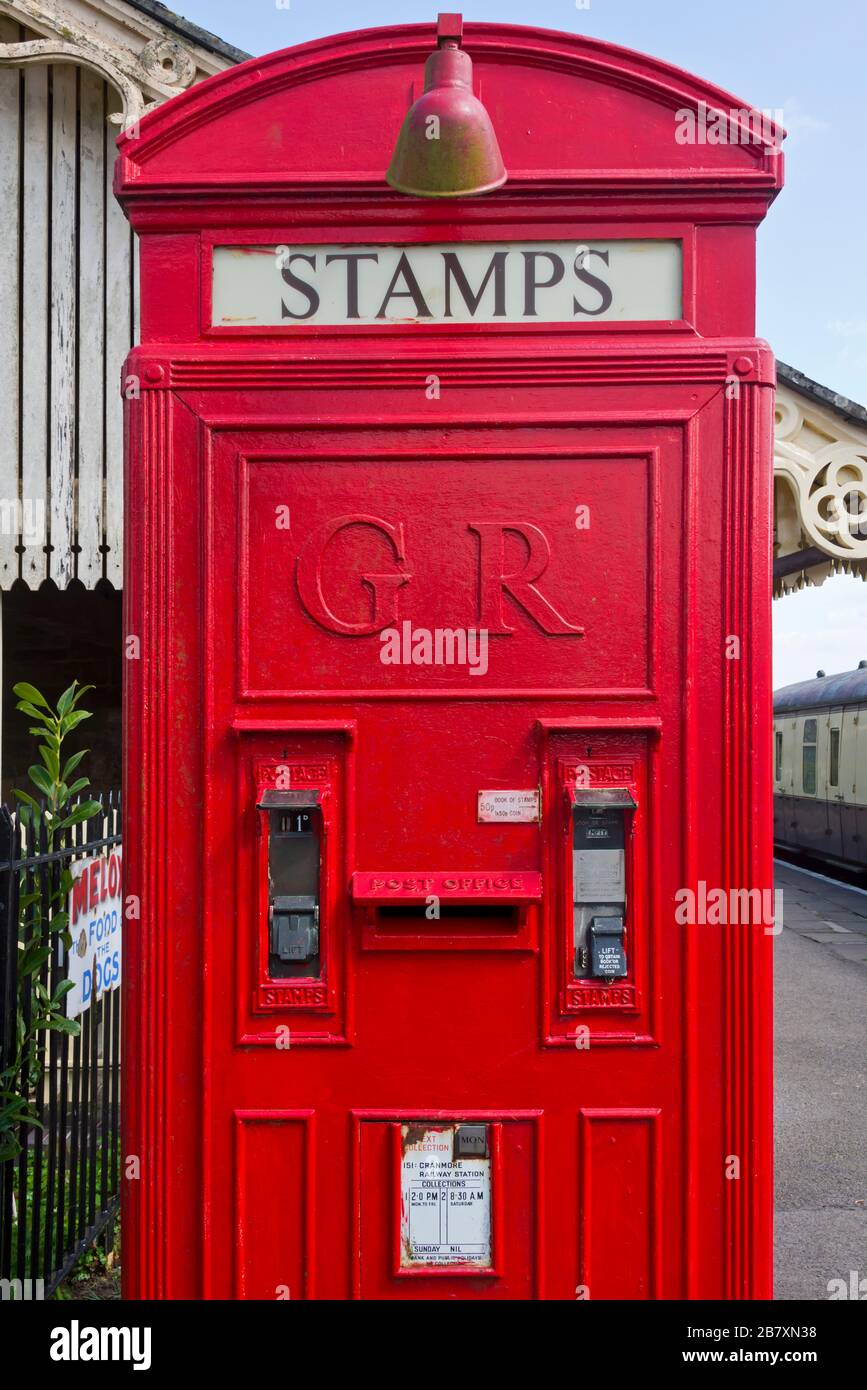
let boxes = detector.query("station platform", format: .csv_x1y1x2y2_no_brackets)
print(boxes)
774,858,867,1300
776,859,867,965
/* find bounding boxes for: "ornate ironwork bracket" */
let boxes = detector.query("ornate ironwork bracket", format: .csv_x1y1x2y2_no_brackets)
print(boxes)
0,0,200,127
775,391,867,563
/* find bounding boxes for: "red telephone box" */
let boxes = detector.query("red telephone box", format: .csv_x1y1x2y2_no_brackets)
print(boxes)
116,19,782,1300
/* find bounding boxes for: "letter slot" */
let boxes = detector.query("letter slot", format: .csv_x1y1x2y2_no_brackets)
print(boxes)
569,786,636,980
258,789,321,977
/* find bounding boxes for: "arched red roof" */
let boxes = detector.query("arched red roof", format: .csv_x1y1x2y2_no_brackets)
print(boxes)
115,21,784,208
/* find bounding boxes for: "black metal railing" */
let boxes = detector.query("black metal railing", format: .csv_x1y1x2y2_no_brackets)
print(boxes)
0,792,121,1298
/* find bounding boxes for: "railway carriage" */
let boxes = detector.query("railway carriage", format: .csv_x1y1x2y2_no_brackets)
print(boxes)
774,663,867,870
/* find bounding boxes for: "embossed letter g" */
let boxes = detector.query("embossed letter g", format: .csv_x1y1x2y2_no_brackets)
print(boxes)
296,514,411,635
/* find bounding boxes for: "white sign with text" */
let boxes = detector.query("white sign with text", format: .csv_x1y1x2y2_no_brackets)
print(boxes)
212,239,682,327
65,849,123,1018
400,1126,492,1267
477,789,541,823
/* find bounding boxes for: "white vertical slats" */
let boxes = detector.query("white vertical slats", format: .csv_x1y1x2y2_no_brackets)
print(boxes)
0,17,21,586
104,86,131,591
0,58,140,591
49,63,77,588
20,62,50,587
76,70,106,589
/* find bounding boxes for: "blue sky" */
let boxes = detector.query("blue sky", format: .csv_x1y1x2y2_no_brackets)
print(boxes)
170,0,867,685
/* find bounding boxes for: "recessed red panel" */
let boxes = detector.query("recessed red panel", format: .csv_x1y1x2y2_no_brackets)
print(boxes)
237,445,652,696
234,1111,315,1300
353,1114,539,1300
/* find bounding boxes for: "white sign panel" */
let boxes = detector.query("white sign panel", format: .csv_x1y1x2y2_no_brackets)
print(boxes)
477,789,540,823
65,849,123,1018
574,848,625,902
212,240,682,327
400,1125,492,1267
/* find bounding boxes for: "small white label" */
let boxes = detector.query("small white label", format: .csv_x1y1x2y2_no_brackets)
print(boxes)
478,789,540,823
400,1126,492,1268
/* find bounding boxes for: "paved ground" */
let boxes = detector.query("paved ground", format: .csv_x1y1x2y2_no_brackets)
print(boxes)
774,861,867,1299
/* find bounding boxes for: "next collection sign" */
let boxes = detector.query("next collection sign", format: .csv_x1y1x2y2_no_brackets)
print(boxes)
211,239,682,327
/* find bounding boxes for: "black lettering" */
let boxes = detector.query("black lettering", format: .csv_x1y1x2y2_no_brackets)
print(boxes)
280,253,320,320
522,251,564,316
376,252,433,319
442,250,507,317
325,252,379,318
573,249,613,316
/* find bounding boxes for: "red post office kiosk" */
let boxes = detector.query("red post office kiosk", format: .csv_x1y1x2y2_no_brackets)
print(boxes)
116,19,782,1300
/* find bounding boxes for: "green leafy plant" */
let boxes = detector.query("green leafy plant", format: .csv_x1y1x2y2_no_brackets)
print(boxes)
0,682,102,1160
